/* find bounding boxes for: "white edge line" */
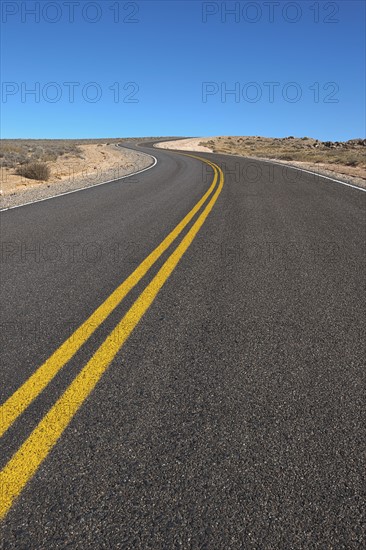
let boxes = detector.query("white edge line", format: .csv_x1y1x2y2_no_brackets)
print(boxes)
0,145,158,212
253,156,366,193
160,145,366,193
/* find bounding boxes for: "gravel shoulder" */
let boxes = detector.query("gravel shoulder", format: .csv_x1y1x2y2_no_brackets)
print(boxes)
0,144,154,210
156,137,366,189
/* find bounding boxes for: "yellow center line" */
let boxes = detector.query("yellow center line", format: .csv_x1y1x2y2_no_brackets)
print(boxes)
0,155,218,439
0,160,224,520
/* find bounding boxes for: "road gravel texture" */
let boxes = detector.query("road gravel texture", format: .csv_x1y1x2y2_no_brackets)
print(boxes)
0,142,365,548
0,145,154,211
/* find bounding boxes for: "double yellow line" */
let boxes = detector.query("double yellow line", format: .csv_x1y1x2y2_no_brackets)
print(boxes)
0,155,224,520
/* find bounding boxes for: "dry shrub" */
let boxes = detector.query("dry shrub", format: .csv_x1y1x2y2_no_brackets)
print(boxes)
15,161,50,181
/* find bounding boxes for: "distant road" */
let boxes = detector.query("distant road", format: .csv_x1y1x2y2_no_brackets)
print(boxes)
1,141,365,548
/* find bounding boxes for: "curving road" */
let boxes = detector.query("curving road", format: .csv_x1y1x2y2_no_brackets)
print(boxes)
0,142,365,548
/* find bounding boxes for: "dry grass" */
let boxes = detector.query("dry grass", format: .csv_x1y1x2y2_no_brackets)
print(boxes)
0,140,84,168
15,162,50,181
199,136,366,172
0,138,171,197
0,137,173,170
0,138,154,188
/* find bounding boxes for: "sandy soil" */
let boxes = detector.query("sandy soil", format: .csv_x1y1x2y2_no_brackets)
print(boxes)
156,137,366,189
155,138,212,153
0,144,153,209
1,144,138,195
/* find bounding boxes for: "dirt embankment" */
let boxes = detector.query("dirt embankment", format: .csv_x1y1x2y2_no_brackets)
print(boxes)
156,136,366,189
156,138,212,153
0,140,154,209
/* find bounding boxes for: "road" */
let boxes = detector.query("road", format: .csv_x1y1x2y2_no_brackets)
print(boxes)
1,142,365,548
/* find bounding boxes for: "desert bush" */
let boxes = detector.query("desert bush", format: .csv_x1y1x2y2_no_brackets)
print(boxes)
345,158,359,167
278,154,294,160
41,152,59,162
0,140,84,169
0,153,24,167
15,161,50,181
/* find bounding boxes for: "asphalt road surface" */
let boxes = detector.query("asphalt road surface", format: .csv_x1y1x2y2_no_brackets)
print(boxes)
1,142,365,548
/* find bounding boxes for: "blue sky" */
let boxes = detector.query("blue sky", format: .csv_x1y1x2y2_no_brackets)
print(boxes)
1,0,365,140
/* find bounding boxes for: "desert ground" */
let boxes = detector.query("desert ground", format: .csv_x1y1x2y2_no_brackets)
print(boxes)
156,136,366,188
0,139,153,209
2,136,364,210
